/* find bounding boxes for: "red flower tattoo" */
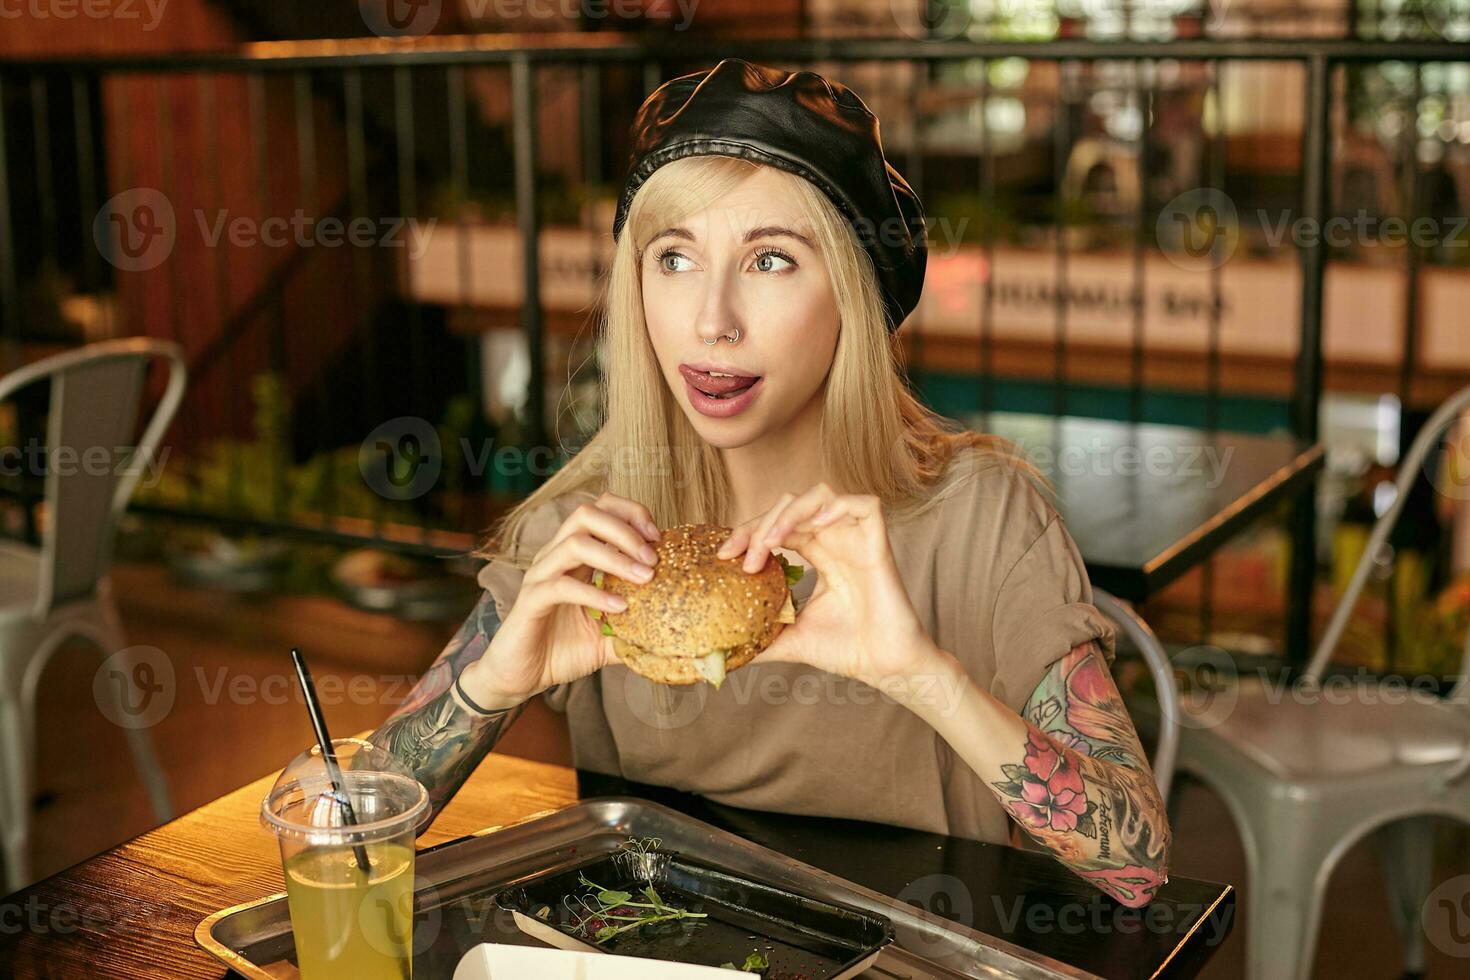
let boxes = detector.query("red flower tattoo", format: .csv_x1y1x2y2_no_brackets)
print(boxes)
1012,730,1089,832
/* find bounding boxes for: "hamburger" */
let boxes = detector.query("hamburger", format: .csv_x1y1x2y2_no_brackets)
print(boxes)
587,523,804,687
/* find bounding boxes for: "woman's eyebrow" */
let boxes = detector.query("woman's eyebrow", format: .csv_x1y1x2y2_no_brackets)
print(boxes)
645,224,816,249
743,225,815,248
648,226,696,246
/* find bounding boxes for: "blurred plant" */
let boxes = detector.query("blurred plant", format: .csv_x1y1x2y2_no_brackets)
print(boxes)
20,260,87,342
132,372,457,592
425,173,617,227
1331,515,1466,682
926,188,1026,247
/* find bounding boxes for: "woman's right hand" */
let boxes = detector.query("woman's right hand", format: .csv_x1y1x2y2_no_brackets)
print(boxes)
460,492,661,711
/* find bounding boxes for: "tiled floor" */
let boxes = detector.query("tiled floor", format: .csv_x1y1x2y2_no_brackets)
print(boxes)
6,560,1467,977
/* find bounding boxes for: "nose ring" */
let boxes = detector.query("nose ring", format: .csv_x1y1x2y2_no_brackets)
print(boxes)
703,326,741,345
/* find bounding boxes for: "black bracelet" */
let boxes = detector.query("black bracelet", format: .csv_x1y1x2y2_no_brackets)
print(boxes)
454,668,505,717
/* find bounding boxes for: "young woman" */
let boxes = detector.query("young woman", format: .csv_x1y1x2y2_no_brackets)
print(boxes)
369,59,1171,908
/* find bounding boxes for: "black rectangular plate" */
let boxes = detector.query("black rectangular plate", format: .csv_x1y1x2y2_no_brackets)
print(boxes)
495,846,894,978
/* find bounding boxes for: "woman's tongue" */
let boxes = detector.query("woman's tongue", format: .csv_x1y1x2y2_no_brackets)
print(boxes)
686,368,760,399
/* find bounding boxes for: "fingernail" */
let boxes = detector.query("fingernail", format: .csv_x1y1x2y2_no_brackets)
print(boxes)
608,595,628,611
633,563,654,581
640,520,660,540
641,548,658,565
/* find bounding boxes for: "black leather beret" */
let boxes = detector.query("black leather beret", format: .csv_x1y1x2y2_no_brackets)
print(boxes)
612,58,928,333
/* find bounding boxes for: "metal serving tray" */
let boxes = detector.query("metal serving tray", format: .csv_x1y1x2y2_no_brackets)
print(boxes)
497,847,895,979
196,797,1097,980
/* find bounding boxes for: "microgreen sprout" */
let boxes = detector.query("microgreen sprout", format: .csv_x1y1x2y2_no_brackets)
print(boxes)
720,949,770,973
565,837,708,944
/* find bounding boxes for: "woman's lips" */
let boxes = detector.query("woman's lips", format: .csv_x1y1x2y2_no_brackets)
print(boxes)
678,364,763,419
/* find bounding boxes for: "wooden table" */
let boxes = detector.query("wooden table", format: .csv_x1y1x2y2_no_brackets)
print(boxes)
0,751,1233,980
975,411,1325,604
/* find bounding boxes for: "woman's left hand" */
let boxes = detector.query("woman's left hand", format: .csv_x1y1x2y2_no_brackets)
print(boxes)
716,484,945,694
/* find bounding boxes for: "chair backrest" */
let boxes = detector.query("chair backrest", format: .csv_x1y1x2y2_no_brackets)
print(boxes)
0,338,186,618
1091,587,1179,799
1304,384,1470,711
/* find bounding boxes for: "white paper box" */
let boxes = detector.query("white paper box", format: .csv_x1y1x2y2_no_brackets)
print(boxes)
452,942,757,980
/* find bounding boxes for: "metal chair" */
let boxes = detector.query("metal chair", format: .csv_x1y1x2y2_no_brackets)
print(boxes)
1164,384,1470,980
1092,587,1179,799
0,338,184,895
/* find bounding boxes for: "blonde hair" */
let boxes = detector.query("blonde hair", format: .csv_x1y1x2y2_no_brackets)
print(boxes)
476,155,1048,566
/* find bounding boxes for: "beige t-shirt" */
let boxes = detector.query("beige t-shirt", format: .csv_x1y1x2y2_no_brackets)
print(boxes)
476,449,1117,845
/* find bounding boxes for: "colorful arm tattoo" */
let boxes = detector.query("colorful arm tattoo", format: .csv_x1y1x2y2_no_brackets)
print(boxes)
367,590,525,828
993,639,1173,907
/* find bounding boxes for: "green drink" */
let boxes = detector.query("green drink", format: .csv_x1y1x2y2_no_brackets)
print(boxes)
262,738,431,980
284,839,416,979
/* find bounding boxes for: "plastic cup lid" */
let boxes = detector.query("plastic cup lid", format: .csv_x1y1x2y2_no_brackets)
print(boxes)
260,737,431,846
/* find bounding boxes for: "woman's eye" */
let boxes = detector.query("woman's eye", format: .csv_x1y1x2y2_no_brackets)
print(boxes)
753,250,795,274
656,249,692,274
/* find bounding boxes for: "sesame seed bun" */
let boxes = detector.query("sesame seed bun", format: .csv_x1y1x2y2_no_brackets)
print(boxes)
598,523,795,686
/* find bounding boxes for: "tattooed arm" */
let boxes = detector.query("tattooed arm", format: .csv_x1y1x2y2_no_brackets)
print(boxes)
367,590,525,833
1001,640,1172,906
904,638,1171,907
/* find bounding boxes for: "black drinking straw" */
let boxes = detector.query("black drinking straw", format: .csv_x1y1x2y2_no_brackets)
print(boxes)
290,647,373,875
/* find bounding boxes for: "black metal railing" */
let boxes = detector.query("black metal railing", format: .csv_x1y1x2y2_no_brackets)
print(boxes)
0,33,1466,663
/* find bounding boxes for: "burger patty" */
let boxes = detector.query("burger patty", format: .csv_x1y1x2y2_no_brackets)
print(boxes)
611,625,779,686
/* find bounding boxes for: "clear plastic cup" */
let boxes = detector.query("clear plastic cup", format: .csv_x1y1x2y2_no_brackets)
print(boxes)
260,737,431,980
